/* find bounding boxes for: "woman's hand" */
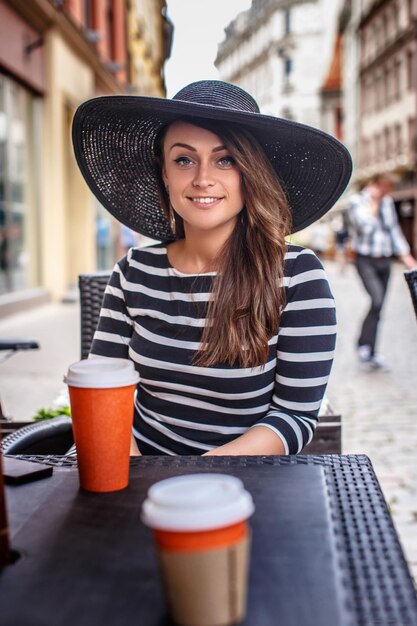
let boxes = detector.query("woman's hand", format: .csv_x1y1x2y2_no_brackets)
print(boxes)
202,425,286,456
130,434,141,456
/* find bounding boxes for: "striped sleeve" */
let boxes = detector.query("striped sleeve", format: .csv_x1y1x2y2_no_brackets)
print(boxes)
253,248,337,454
90,254,133,359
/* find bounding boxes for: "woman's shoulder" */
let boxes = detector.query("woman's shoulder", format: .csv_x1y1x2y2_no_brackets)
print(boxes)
284,242,324,275
124,242,168,267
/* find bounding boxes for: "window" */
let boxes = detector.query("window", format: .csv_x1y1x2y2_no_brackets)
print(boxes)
374,19,382,51
384,65,390,105
375,133,381,163
408,117,416,158
394,58,402,99
395,124,402,156
376,71,384,109
384,127,391,160
82,0,93,28
104,0,115,61
371,72,377,111
386,7,393,41
382,12,388,44
393,0,401,33
361,78,368,114
407,49,414,90
0,74,40,294
284,8,291,34
361,30,367,63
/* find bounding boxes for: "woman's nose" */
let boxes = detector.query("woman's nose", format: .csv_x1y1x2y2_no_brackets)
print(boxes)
192,163,214,188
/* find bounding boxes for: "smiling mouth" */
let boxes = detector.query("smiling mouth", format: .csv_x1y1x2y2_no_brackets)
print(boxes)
189,197,223,205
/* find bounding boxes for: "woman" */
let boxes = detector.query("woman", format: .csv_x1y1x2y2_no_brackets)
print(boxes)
72,80,351,456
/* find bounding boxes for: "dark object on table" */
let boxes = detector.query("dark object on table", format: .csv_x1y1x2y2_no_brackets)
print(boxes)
0,416,73,455
2,457,52,485
404,268,417,319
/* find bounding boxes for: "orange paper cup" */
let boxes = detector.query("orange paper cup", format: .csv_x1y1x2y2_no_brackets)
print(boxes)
154,520,248,552
64,358,139,493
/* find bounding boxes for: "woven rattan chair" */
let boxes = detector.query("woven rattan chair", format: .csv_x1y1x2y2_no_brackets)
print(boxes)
1,416,73,455
404,268,417,320
79,272,111,359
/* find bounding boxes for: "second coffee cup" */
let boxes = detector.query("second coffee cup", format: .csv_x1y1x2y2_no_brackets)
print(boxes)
142,473,255,626
64,358,139,493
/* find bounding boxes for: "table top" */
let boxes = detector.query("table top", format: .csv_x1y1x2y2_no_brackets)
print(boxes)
2,454,417,626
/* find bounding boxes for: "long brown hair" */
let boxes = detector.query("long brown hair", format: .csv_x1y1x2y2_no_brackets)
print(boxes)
155,119,292,368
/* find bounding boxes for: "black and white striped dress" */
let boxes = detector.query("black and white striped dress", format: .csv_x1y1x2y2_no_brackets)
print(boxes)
90,243,336,455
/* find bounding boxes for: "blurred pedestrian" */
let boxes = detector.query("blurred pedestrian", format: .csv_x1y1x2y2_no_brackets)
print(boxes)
348,174,417,370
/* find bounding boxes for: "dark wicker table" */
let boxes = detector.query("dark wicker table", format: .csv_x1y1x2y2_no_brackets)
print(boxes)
2,454,417,626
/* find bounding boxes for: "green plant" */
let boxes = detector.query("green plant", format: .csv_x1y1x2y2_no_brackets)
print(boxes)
33,405,71,422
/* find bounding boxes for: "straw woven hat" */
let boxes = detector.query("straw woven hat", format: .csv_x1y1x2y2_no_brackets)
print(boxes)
72,80,352,241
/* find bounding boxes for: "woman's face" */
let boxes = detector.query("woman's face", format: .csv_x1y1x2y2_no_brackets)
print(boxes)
162,121,244,237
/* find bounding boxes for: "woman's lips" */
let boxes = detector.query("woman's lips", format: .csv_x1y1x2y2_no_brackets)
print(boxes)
187,196,223,208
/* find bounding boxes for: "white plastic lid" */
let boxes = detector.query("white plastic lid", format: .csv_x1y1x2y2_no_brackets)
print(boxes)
141,473,255,531
64,358,139,388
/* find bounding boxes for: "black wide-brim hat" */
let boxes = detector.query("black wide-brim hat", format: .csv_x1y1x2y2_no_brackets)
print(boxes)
72,80,352,241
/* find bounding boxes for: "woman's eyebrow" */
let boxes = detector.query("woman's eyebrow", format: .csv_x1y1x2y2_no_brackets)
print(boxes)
169,143,227,153
169,142,196,152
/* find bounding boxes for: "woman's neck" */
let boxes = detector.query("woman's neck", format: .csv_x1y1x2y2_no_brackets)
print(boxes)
167,225,234,274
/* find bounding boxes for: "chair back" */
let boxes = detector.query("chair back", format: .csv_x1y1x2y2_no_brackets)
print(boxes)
79,273,111,359
404,269,417,320
0,416,73,455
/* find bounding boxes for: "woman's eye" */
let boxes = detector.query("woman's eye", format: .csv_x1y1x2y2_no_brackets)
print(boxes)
174,156,193,167
218,156,236,168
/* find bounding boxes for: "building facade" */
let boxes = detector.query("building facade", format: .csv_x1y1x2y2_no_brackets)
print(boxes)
128,0,172,96
358,0,417,253
215,0,341,128
0,0,170,315
320,32,343,141
338,0,363,175
345,0,417,254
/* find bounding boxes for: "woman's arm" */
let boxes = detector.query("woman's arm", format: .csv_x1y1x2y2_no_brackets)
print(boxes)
206,248,336,456
203,425,285,456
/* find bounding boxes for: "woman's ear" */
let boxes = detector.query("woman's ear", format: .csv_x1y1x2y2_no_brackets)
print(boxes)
162,167,168,189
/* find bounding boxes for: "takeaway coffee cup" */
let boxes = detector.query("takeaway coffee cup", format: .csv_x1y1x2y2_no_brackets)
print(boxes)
64,358,139,492
142,473,255,626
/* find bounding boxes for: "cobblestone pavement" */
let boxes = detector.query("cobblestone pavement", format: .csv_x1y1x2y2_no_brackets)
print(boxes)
324,259,417,581
0,259,416,580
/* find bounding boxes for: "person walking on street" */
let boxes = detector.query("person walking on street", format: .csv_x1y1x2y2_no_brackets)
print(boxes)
348,174,417,370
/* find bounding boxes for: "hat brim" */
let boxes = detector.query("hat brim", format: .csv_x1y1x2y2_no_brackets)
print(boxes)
72,95,352,240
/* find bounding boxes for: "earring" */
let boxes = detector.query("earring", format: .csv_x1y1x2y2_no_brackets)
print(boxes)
169,202,177,237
